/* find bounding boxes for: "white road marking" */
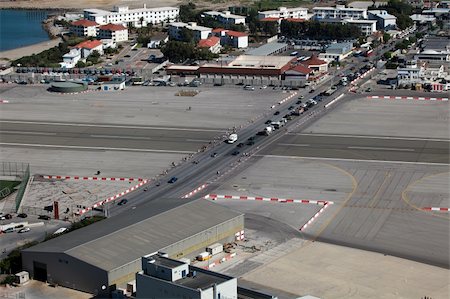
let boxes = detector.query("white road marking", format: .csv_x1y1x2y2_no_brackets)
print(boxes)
347,146,415,152
0,130,57,136
0,120,223,132
185,139,211,142
279,143,310,147
256,155,449,166
288,133,450,143
90,135,153,140
0,143,195,154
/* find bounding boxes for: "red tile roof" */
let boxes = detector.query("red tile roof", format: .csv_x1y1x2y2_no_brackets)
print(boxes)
285,18,306,23
226,30,248,37
212,28,226,33
287,64,312,74
74,39,103,50
198,36,221,48
99,23,127,31
260,17,281,22
71,19,98,27
302,55,327,66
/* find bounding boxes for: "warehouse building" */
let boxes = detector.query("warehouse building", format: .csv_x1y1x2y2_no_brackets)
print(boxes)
22,199,244,296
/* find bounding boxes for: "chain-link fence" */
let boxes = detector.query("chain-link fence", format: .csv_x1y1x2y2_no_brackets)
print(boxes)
14,164,30,212
0,162,29,177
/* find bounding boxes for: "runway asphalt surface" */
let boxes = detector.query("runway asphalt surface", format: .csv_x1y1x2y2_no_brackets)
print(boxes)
264,133,450,164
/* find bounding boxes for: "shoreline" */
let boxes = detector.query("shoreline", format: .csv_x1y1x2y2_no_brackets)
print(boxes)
0,38,62,62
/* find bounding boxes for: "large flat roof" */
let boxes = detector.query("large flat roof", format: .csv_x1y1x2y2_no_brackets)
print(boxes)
230,54,293,69
23,199,243,272
245,43,289,56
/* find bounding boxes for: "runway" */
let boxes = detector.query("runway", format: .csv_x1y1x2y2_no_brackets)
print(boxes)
263,133,450,164
0,121,224,152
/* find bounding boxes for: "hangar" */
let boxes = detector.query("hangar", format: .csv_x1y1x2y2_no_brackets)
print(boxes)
22,198,244,296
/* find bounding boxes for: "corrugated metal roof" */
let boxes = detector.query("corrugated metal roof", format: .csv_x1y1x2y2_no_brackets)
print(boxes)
23,199,243,271
246,43,288,56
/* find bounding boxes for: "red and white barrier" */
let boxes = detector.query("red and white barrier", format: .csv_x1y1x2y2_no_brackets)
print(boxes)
0,100,9,104
42,175,145,182
76,179,148,215
204,252,237,269
235,230,245,241
204,194,331,205
300,202,333,231
367,95,448,101
182,184,208,198
278,92,297,105
422,207,450,212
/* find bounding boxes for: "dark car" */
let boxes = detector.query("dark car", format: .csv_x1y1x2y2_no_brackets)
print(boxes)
211,152,217,158
168,177,178,183
288,106,294,110
237,142,245,148
296,100,302,104
265,120,272,124
309,89,315,93
38,215,51,220
247,141,255,146
117,199,128,206
231,150,240,156
17,213,27,218
124,55,131,58
4,214,12,219
274,111,280,115
248,137,255,141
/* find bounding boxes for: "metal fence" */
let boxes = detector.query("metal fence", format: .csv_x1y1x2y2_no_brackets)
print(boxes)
13,164,30,212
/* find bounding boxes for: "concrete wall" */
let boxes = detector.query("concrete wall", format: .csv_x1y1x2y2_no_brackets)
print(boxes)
22,251,109,295
136,272,200,299
200,277,237,299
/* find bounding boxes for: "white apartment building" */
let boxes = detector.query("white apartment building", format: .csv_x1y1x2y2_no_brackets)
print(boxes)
71,19,98,37
60,49,81,69
168,22,212,41
313,5,367,20
203,11,246,25
368,10,397,30
258,6,308,20
212,28,249,48
84,5,179,27
98,24,128,42
345,19,377,35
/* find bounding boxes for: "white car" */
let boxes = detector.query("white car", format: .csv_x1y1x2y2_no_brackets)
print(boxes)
53,227,68,235
309,99,318,105
18,227,30,233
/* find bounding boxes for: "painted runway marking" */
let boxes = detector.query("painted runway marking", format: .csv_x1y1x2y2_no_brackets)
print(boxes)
90,135,154,140
0,120,223,132
185,139,212,142
0,142,195,154
347,146,415,152
0,130,57,136
279,143,310,147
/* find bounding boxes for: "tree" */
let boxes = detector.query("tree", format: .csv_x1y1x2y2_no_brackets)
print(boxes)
75,61,86,68
179,27,195,43
179,2,197,22
86,50,101,65
383,32,391,43
261,21,278,36
161,41,195,62
384,51,393,59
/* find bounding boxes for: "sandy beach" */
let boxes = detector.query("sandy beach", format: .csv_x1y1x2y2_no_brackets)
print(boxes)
0,38,61,63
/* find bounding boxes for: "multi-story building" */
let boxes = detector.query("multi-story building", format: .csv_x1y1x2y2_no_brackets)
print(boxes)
168,22,212,41
203,11,246,25
313,5,367,20
70,19,98,37
258,6,308,20
84,5,179,27
60,49,81,68
74,39,104,58
368,10,397,30
98,24,128,43
345,19,377,35
319,42,354,62
212,28,248,48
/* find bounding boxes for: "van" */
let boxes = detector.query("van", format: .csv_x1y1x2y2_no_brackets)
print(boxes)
3,227,14,233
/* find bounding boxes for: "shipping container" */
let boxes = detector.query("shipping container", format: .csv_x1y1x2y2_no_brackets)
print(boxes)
207,243,224,256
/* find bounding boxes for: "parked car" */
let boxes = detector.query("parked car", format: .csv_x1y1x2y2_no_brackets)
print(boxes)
168,177,178,183
265,120,272,124
17,213,27,218
231,150,240,156
18,227,30,233
211,152,217,158
274,111,280,115
117,199,128,206
38,215,51,220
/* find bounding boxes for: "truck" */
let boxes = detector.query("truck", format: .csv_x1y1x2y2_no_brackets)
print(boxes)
227,133,238,144
271,121,283,129
264,126,273,135
197,252,211,261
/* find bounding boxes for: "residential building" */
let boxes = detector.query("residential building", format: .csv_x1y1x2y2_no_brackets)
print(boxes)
212,28,248,48
98,23,128,43
258,6,308,20
345,19,377,35
319,41,353,62
22,199,244,296
101,39,116,49
168,22,212,41
313,5,367,20
70,19,98,37
203,11,246,25
136,254,237,299
84,5,179,27
147,33,169,48
198,36,222,53
60,49,81,68
368,10,397,30
74,39,104,58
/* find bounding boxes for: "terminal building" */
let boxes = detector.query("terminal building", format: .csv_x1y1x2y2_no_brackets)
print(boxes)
22,199,244,296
